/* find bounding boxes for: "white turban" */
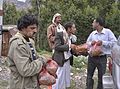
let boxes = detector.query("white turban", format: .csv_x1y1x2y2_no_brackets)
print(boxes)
52,13,61,24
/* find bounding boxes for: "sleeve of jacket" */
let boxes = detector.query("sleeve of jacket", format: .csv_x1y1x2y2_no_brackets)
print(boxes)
54,32,69,52
47,25,55,43
12,41,46,77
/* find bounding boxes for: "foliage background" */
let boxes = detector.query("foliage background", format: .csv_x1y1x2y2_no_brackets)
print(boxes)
3,0,120,51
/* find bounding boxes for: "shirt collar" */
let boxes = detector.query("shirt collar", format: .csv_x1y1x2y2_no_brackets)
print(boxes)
94,28,105,34
15,32,32,44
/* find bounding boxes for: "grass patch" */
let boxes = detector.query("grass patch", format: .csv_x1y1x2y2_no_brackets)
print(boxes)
0,80,8,89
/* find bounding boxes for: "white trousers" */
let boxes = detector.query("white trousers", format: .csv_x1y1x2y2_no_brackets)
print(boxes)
52,60,71,89
112,61,120,89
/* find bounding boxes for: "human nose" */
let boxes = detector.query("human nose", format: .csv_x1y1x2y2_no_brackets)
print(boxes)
75,28,76,30
74,28,76,32
34,28,37,33
92,22,94,26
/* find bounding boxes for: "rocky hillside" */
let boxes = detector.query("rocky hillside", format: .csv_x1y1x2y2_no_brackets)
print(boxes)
4,0,32,10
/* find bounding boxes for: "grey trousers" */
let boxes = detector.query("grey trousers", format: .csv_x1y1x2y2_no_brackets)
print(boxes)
86,55,107,89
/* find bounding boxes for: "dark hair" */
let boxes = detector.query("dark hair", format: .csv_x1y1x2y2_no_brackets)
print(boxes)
17,14,38,31
95,17,105,27
64,22,74,31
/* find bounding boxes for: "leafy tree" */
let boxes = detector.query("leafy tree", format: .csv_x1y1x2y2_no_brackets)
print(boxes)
106,3,120,38
29,0,120,50
3,0,120,50
3,2,25,25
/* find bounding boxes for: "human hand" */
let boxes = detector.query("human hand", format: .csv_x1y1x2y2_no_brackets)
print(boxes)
39,55,52,65
91,41,96,46
70,44,76,50
96,40,102,46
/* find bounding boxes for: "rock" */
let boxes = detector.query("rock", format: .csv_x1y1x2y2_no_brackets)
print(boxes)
0,67,2,71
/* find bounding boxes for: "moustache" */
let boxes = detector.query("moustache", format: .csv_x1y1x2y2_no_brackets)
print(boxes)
32,32,36,36
59,20,61,22
33,32,36,35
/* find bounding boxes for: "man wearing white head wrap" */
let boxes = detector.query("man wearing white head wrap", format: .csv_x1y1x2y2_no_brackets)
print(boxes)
52,13,61,24
47,13,62,51
47,13,70,89
47,14,77,89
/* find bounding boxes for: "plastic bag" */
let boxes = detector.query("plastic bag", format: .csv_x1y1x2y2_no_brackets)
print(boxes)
89,44,102,56
108,60,112,74
74,43,88,56
75,43,88,53
39,68,56,86
48,85,52,89
46,60,58,78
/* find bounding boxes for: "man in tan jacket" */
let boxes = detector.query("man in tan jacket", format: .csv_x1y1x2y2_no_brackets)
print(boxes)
47,13,62,52
7,14,48,89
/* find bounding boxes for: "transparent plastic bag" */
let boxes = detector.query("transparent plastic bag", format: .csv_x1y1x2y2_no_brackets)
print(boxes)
108,60,112,74
75,43,88,54
89,44,102,57
46,60,58,78
39,68,56,86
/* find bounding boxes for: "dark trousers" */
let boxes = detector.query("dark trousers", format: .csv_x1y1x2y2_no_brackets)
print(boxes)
86,55,107,89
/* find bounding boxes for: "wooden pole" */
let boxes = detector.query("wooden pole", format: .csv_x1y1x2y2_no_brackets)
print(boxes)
35,0,40,50
0,0,3,57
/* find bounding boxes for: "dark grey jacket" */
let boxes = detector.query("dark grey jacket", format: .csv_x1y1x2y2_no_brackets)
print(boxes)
52,32,69,67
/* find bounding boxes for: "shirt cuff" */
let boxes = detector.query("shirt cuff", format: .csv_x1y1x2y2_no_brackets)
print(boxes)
69,44,71,51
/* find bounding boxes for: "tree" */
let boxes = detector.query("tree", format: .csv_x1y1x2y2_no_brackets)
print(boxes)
28,0,120,50
106,3,120,38
3,2,26,25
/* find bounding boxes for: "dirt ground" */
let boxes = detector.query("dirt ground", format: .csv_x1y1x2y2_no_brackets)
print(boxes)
0,56,99,89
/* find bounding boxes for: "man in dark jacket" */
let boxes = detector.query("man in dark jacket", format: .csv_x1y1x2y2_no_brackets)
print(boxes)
52,22,77,89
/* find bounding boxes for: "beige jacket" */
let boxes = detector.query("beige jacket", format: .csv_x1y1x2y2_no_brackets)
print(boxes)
7,32,47,89
47,23,57,50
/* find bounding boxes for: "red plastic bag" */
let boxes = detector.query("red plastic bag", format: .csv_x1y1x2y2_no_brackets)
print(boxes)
39,68,56,86
48,85,52,89
46,60,58,78
108,61,112,74
89,44,102,56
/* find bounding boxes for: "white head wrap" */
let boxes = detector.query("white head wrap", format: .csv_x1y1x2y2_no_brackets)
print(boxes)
52,13,61,24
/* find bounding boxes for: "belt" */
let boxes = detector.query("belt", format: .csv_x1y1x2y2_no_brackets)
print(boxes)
64,56,72,62
64,59,70,62
89,54,106,57
99,55,106,57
